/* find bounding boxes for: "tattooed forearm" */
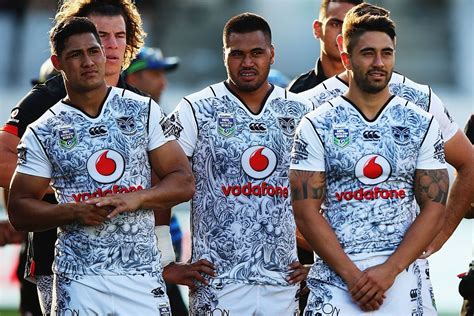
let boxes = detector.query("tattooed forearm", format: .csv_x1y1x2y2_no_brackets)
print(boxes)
289,170,326,201
414,169,449,206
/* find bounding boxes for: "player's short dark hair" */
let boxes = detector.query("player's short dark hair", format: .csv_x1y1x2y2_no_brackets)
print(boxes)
342,3,396,53
223,12,272,46
50,17,101,57
319,0,363,21
55,0,145,68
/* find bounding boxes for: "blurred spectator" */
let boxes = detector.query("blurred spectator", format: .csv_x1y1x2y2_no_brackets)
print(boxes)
124,46,179,102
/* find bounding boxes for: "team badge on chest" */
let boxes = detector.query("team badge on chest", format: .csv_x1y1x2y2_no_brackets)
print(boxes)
58,126,77,149
116,116,137,135
391,126,410,145
277,117,296,137
217,113,235,137
333,125,350,148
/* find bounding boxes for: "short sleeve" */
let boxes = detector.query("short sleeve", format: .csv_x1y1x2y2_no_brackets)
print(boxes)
15,127,52,179
148,100,175,151
417,117,446,170
290,116,325,171
429,89,458,142
161,99,197,157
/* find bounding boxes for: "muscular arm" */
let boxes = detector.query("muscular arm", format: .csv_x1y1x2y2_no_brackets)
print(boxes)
0,131,20,188
88,140,195,217
349,168,448,309
423,130,474,257
289,170,363,289
8,173,110,231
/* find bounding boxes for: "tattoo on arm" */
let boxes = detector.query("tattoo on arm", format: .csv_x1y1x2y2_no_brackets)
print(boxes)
289,170,326,201
414,169,449,206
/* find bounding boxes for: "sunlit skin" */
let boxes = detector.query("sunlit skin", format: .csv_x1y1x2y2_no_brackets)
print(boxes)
224,30,274,111
51,33,106,96
88,14,127,86
342,31,395,119
314,2,355,77
126,69,167,102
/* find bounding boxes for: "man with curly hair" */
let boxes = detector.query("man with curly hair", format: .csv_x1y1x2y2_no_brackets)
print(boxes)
1,1,214,314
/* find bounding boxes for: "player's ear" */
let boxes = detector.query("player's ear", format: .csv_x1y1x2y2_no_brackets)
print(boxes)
336,34,344,52
51,55,61,72
270,44,275,65
340,51,351,71
313,19,322,39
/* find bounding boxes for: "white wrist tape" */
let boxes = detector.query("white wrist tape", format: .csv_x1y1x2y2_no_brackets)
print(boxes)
155,225,176,267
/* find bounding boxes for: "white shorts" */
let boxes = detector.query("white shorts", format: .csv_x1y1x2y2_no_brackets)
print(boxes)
304,257,437,316
190,281,299,316
37,275,53,315
51,273,170,316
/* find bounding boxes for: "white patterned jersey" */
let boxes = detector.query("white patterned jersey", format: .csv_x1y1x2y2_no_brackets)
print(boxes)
162,82,313,286
16,86,172,277
290,95,446,289
299,72,458,141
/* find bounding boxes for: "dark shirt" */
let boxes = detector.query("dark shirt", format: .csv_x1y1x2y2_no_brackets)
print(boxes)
465,114,474,144
2,74,144,276
287,58,328,93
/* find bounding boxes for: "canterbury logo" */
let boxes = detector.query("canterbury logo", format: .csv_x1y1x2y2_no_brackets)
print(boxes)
249,123,267,132
89,125,108,137
362,130,380,140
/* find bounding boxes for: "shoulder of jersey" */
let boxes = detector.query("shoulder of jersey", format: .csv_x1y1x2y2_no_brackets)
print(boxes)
393,95,433,119
305,95,343,121
117,86,153,104
391,72,430,95
182,82,224,105
285,89,314,110
299,75,347,99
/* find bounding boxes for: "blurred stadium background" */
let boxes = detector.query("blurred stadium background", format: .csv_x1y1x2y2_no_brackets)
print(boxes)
0,0,472,315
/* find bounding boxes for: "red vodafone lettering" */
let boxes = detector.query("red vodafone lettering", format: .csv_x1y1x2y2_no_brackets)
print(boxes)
221,182,288,198
335,187,406,201
72,185,144,202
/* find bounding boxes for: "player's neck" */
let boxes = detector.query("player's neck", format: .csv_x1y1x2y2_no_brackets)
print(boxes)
105,72,120,87
227,80,272,114
65,84,109,117
319,54,346,78
345,82,391,120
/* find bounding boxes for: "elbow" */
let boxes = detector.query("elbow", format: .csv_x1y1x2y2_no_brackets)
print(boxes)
7,203,27,232
182,172,196,201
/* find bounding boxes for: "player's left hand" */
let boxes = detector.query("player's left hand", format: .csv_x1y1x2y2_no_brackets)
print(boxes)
286,261,310,284
349,263,395,311
163,259,217,291
85,193,143,218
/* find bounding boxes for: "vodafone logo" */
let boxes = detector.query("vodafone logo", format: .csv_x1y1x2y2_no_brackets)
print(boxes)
241,146,277,179
87,149,125,184
355,154,391,185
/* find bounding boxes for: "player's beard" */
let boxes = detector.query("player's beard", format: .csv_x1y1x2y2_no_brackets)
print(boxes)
354,67,392,94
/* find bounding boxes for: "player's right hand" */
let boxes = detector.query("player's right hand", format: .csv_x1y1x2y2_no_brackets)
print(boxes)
71,203,110,226
163,259,216,291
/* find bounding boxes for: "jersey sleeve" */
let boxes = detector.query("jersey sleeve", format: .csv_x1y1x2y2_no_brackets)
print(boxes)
290,116,325,171
148,100,175,151
15,127,52,178
429,89,458,142
161,99,197,157
417,117,446,170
